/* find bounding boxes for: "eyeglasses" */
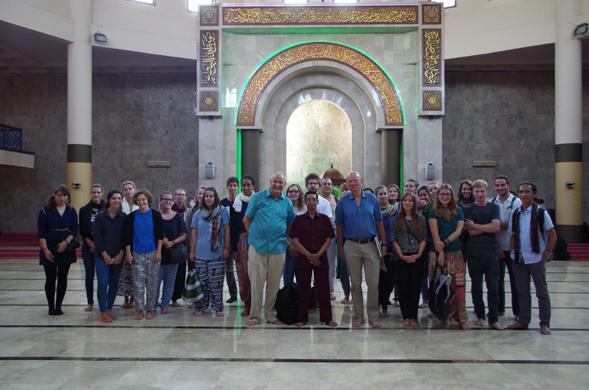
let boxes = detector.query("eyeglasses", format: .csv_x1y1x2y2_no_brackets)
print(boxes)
287,190,299,194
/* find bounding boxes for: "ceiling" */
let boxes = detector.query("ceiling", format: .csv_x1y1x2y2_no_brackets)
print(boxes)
1,19,588,74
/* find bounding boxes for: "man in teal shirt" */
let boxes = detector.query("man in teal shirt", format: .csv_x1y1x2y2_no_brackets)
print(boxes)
243,172,295,326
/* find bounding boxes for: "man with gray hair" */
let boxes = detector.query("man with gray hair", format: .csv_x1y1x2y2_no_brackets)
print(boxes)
243,172,295,326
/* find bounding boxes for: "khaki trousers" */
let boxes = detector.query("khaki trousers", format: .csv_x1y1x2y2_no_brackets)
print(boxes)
248,247,285,323
344,240,380,321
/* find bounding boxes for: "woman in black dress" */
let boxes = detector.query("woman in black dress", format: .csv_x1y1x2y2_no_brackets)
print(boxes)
37,185,79,315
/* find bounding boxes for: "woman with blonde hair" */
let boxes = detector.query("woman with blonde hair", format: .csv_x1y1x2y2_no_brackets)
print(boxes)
118,180,139,308
427,183,469,330
284,183,306,286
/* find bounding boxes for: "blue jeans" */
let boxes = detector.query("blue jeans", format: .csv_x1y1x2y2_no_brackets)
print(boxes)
81,244,95,304
95,257,123,313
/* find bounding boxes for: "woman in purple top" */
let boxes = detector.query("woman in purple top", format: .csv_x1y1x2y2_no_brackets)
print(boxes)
189,187,230,317
38,185,79,315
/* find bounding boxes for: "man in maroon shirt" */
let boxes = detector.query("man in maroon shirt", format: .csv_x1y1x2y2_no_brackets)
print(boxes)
290,191,338,328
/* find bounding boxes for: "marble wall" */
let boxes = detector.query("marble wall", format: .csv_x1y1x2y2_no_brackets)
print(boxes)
0,73,199,233
442,71,589,223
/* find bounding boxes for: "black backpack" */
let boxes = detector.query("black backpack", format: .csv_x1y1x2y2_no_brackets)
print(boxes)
276,283,299,325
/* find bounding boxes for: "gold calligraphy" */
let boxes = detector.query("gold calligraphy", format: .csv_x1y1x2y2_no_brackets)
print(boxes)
200,92,218,112
423,29,441,85
200,31,218,87
236,42,403,126
423,91,441,111
422,4,441,24
200,5,219,26
223,6,418,26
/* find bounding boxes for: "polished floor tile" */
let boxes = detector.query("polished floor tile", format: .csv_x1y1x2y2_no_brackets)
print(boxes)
0,258,588,389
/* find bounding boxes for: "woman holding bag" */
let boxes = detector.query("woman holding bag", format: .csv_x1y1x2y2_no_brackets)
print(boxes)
93,190,126,323
189,187,230,317
390,193,427,328
427,183,469,330
155,191,187,314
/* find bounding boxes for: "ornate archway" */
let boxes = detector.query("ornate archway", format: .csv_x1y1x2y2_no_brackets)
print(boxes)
235,41,404,127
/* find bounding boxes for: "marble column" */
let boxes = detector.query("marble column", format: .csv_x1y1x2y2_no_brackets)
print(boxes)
241,129,261,186
555,0,583,242
380,129,402,186
67,0,92,212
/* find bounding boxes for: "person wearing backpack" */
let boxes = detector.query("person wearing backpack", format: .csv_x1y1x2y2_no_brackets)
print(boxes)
507,182,556,335
489,175,522,320
427,184,470,330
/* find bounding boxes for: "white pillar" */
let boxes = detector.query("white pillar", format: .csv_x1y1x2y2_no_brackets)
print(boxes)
554,0,583,242
67,0,93,211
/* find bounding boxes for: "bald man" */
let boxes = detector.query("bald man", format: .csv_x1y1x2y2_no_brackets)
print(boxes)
243,172,295,326
335,171,387,328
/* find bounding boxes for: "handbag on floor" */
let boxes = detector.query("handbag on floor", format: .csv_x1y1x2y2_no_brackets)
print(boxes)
182,262,205,305
426,261,457,322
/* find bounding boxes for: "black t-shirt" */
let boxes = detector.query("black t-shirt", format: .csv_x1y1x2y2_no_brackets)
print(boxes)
462,202,500,258
220,198,233,208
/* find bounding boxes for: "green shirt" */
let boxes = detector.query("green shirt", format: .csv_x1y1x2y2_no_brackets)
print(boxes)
428,208,464,252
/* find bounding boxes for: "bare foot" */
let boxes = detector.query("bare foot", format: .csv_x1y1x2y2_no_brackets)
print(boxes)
241,304,251,317
216,311,225,317
271,319,282,325
161,308,170,315
418,302,428,308
489,322,504,331
188,303,195,309
352,318,364,328
427,312,435,319
121,302,132,309
393,300,400,307
498,312,505,316
379,310,390,318
515,315,519,322
369,320,382,328
330,293,336,300
194,311,204,317
247,319,260,326
106,310,118,320
410,319,419,328
294,322,305,328
171,300,182,307
507,322,528,330
402,319,411,328
459,322,470,331
85,304,93,312
437,321,447,329
474,318,485,326
101,312,113,323
349,299,353,305
340,297,350,304
540,326,551,335
134,311,144,320
145,311,155,320
327,320,338,327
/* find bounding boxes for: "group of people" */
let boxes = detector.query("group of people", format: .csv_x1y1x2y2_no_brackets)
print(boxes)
37,171,556,334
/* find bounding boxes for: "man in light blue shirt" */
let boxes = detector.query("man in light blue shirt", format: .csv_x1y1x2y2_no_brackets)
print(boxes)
243,172,295,326
335,171,387,328
507,182,556,335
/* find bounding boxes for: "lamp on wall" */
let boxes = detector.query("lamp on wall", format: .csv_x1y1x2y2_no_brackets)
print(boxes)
94,32,107,43
425,163,436,180
574,23,588,36
204,162,215,179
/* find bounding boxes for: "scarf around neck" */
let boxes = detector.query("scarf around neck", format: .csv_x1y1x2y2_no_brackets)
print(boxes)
202,205,225,252
513,203,540,254
233,191,254,213
380,203,395,219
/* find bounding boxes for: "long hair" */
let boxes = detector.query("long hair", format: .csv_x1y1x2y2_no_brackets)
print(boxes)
287,183,304,210
395,193,423,238
201,187,220,211
375,185,388,204
387,184,400,205
457,180,474,205
174,188,187,209
191,185,208,213
105,190,123,210
46,184,70,211
417,186,430,202
433,183,460,221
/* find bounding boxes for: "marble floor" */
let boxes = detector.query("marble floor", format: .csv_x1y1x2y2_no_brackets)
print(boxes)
0,257,588,389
